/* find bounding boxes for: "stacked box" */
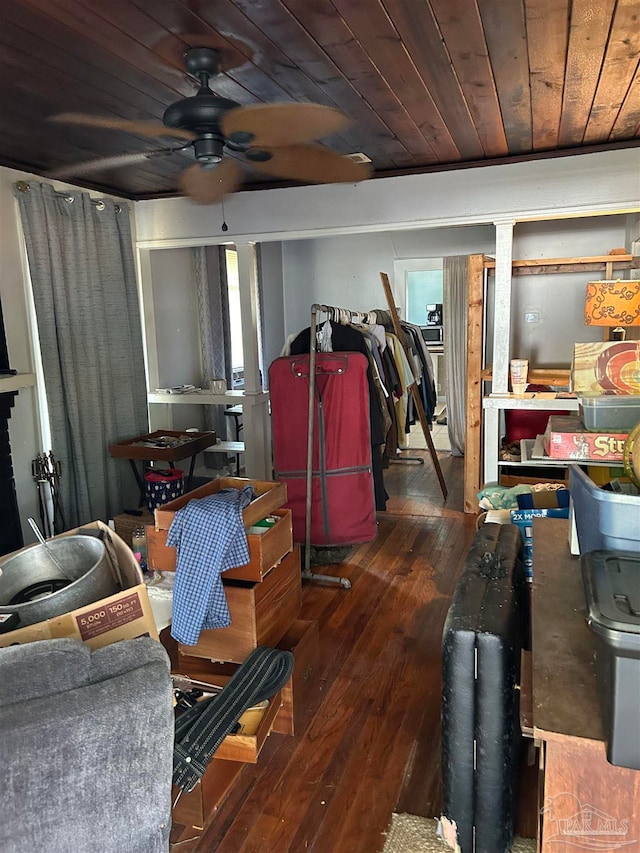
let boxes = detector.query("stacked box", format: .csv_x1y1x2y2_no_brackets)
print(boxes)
510,508,570,577
543,415,627,461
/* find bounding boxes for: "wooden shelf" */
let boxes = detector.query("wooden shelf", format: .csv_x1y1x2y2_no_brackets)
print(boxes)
147,390,268,406
481,367,571,385
483,395,579,411
484,252,638,276
0,373,36,393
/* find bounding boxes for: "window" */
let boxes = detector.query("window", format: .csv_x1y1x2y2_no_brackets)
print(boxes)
225,248,243,387
224,246,265,390
393,258,444,324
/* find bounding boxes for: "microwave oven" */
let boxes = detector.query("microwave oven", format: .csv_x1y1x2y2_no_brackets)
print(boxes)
420,325,444,346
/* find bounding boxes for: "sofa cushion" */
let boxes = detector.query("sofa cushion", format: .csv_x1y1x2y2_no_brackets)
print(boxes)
0,637,173,853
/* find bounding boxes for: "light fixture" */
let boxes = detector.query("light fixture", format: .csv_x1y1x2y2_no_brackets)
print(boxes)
584,279,640,341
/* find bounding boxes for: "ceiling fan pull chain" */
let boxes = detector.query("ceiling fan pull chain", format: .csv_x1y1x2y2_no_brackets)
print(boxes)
221,199,228,233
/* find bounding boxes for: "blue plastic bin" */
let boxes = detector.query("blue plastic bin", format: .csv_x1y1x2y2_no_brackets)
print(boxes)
569,466,640,554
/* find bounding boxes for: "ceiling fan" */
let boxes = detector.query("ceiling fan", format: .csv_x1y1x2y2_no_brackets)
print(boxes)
49,46,371,204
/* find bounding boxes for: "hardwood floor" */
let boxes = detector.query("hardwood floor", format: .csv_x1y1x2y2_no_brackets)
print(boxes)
171,451,477,852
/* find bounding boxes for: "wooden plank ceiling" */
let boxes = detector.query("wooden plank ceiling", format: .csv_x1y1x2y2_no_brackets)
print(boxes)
1,0,639,200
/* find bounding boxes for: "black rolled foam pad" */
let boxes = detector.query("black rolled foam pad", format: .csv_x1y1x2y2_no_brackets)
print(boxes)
441,523,527,853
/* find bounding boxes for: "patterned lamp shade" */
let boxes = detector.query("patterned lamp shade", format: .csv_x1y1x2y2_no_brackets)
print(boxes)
584,279,640,327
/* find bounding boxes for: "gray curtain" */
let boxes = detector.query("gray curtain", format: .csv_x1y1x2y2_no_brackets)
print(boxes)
443,255,468,456
15,182,148,527
194,246,232,461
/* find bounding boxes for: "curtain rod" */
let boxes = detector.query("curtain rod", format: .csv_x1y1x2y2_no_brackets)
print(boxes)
15,180,123,212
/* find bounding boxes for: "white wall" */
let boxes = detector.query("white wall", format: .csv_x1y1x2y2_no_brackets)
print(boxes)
135,149,640,245
508,217,632,366
280,226,495,342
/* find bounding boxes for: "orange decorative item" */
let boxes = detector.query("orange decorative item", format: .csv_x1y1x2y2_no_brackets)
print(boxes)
584,279,640,339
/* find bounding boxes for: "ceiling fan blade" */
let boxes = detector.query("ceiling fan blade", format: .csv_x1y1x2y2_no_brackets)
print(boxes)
244,144,371,185
180,159,242,204
47,149,181,179
51,113,195,141
222,104,352,148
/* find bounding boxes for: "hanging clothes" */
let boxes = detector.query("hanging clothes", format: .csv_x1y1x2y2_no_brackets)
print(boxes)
168,487,255,645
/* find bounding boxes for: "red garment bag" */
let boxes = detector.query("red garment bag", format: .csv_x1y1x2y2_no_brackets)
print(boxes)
269,352,377,546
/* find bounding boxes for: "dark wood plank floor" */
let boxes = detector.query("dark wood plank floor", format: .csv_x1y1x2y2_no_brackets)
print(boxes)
171,450,477,852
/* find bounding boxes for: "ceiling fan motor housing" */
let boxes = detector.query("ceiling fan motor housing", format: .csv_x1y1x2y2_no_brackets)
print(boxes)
163,87,241,162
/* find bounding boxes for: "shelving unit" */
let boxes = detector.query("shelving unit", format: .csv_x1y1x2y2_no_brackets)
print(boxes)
499,437,619,470
147,390,271,481
463,248,638,510
0,373,36,393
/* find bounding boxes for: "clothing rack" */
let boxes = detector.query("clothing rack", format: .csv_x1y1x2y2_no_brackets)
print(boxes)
312,303,379,326
379,272,448,500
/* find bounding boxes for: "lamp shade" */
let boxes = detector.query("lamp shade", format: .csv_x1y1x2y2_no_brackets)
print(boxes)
584,279,640,327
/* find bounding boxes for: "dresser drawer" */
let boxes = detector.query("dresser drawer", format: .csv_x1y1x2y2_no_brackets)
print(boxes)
154,476,286,531
179,545,302,663
146,508,293,582
273,619,320,736
171,757,243,832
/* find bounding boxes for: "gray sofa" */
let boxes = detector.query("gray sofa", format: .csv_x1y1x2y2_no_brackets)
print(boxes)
0,636,174,853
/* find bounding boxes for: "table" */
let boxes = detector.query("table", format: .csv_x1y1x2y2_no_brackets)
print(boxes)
223,405,243,475
109,429,217,504
532,519,640,851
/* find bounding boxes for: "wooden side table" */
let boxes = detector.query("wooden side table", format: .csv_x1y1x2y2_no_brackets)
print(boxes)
109,429,217,504
532,519,640,851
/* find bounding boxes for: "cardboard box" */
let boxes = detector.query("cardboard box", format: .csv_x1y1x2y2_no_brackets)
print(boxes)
0,521,158,649
510,508,570,577
543,415,628,461
572,342,640,395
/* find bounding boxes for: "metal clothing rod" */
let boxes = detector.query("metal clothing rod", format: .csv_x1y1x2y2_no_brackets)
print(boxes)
15,181,123,211
391,455,425,465
310,302,377,325
302,305,351,589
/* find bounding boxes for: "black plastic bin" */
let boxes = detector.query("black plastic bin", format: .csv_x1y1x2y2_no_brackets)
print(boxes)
582,549,640,771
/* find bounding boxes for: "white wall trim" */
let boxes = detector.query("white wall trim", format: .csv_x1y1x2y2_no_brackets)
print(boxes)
135,149,640,248
136,200,637,249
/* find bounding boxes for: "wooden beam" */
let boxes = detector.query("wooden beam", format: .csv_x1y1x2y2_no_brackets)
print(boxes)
464,254,485,513
507,260,637,276
483,251,640,275
483,252,636,269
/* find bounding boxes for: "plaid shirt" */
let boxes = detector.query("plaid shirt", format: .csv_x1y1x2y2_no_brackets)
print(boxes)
168,486,255,645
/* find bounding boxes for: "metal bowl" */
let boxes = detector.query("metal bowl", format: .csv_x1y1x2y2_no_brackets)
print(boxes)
0,535,120,628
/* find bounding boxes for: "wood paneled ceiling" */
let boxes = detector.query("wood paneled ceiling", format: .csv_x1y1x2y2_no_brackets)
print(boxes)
2,0,639,200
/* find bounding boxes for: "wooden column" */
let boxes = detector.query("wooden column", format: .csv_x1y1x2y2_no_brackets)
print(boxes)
492,220,515,393
464,254,485,512
236,242,272,480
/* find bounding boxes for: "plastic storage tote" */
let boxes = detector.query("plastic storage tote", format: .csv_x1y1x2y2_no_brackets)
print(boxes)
578,394,640,432
582,550,640,770
569,465,640,554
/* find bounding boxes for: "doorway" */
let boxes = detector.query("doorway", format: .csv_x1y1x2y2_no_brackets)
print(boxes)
394,259,449,451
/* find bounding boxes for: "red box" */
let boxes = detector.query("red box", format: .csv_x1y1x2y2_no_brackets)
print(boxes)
543,416,628,462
